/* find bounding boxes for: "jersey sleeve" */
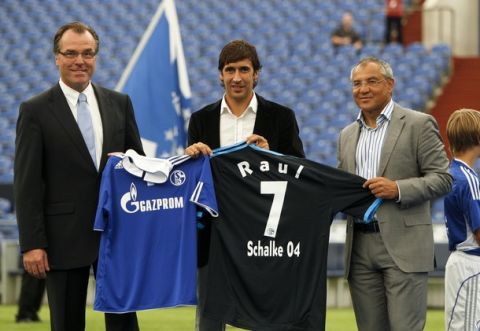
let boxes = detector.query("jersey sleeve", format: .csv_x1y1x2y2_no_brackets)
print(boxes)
323,166,382,221
464,184,480,234
190,156,218,217
94,157,115,231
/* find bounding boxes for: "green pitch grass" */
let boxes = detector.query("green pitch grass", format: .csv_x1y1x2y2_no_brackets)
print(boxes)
0,305,444,330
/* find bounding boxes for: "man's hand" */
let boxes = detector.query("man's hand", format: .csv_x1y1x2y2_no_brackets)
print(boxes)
363,177,399,199
184,142,213,157
246,134,269,150
475,229,480,246
23,249,49,279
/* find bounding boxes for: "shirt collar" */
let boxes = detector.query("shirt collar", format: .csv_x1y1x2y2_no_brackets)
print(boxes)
59,79,95,106
356,99,394,128
453,158,476,172
220,92,258,116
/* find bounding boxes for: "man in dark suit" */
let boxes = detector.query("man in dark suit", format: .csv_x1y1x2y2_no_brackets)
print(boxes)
337,57,452,331
14,22,143,331
185,39,304,331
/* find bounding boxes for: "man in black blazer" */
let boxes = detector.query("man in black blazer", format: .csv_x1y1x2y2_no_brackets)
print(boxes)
186,40,304,331
14,22,143,331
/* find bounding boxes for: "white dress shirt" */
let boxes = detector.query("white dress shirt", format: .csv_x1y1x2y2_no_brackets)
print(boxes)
219,93,258,147
59,80,104,169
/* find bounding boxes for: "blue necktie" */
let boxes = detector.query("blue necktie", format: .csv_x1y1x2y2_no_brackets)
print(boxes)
77,93,97,167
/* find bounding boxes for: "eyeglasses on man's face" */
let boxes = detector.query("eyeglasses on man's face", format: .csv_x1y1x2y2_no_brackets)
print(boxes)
58,50,97,60
351,78,386,89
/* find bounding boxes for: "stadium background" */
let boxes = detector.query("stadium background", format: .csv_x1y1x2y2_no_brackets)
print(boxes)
0,0,479,315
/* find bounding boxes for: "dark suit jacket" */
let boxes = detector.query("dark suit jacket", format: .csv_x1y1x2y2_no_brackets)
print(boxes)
188,94,305,157
14,83,144,270
188,94,305,266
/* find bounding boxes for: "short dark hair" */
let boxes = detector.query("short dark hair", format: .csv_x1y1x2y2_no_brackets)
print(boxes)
218,40,262,72
53,21,99,55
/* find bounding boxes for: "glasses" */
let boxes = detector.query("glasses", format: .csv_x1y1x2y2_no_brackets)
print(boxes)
58,50,96,60
351,79,386,89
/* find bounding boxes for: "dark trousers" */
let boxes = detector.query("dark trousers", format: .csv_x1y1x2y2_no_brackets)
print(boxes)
46,266,139,331
196,264,225,331
17,272,46,319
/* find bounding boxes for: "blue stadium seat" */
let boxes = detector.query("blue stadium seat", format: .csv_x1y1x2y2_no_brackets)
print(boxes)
396,99,414,110
0,155,13,173
431,198,445,224
365,12,386,43
417,63,441,85
360,43,382,58
0,197,12,215
431,43,452,58
400,51,422,68
407,42,427,56
383,43,404,59
0,219,18,239
335,45,357,60
401,87,426,110
426,51,451,74
302,116,328,133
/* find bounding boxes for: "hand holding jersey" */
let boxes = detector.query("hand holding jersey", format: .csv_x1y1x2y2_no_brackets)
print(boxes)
185,133,269,157
363,176,399,199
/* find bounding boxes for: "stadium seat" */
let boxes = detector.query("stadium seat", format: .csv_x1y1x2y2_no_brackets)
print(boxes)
0,197,12,215
407,41,427,55
360,43,382,58
383,43,404,59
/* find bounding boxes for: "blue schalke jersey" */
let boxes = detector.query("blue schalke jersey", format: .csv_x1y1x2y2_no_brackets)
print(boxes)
93,151,218,312
444,159,480,255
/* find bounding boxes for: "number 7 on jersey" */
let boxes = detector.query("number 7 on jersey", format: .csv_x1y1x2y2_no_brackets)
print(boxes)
261,181,288,238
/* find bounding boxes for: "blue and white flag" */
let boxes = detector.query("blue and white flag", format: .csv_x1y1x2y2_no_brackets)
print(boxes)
116,0,191,157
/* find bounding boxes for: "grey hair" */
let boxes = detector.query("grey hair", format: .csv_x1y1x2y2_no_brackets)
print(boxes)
350,57,394,80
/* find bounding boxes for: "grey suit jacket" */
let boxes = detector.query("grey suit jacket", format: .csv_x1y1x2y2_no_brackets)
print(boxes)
337,104,452,275
14,83,144,269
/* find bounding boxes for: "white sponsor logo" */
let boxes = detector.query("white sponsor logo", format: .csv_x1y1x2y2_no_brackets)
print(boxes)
120,182,184,214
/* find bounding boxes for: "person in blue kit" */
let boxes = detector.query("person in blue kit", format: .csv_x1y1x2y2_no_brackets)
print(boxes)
444,108,480,331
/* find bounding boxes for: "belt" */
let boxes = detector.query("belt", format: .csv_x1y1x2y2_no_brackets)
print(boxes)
354,221,380,233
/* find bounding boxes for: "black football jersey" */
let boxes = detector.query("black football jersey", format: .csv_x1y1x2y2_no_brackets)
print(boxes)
204,142,382,331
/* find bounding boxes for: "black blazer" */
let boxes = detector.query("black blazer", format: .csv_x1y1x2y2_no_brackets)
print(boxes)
188,94,305,157
188,94,305,266
14,83,144,269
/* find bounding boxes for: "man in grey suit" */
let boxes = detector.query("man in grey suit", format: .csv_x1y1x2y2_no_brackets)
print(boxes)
337,57,452,331
14,22,143,331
